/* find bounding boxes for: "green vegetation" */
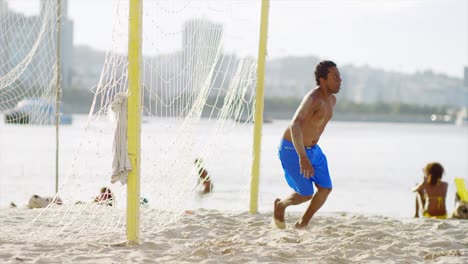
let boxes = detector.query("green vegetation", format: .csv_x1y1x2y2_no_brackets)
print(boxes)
334,100,448,115
263,96,448,115
262,97,454,122
59,88,453,123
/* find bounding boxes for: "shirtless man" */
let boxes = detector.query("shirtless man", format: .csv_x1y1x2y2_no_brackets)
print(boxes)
274,60,341,229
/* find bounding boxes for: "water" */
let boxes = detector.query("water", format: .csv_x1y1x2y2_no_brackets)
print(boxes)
1,115,467,218
258,120,467,218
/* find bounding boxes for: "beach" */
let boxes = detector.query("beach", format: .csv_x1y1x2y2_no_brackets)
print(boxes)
1,208,467,263
1,0,466,262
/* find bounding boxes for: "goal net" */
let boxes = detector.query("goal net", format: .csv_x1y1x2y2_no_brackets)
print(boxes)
1,0,261,243
0,0,72,125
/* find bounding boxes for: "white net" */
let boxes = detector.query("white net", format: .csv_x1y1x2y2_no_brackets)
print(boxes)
0,0,69,217
1,0,261,243
0,0,73,125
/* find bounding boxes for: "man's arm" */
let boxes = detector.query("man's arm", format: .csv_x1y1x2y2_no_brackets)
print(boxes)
289,94,320,178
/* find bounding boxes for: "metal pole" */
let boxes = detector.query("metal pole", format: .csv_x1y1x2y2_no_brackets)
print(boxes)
250,0,270,214
127,0,142,244
55,0,62,194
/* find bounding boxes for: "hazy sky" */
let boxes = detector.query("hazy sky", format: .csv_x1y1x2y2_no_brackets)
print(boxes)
7,0,468,78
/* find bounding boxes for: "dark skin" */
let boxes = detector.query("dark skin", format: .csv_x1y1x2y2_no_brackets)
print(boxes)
95,188,113,203
274,66,341,229
198,167,212,194
195,160,213,194
414,176,448,217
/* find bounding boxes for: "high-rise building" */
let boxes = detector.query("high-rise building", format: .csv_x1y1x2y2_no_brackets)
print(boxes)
0,0,73,90
41,0,74,90
182,19,223,57
182,19,223,92
0,0,8,16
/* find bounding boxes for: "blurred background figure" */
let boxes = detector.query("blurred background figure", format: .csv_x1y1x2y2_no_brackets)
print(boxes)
94,187,114,206
28,195,63,209
413,162,448,219
453,178,468,219
195,158,213,195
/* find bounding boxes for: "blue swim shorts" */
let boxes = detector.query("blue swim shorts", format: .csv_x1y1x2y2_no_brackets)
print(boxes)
278,139,332,196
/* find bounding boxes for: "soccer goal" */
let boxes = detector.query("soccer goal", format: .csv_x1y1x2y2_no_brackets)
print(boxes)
0,0,72,202
1,0,267,244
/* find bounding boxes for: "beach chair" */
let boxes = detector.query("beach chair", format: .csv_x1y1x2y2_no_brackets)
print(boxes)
454,178,468,202
453,178,468,219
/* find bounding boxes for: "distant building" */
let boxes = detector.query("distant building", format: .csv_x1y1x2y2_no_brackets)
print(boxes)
42,0,74,90
464,66,468,87
0,0,7,16
182,19,223,92
182,19,223,58
0,0,73,90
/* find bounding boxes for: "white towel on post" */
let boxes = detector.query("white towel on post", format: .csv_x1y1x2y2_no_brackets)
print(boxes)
110,92,132,185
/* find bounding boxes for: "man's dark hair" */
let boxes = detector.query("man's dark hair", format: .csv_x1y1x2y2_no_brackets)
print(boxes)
315,60,337,85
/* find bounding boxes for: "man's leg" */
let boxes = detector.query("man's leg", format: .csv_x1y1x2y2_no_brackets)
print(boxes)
295,185,332,228
274,192,312,228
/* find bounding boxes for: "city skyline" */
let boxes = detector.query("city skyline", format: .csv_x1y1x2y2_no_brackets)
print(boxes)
4,0,468,78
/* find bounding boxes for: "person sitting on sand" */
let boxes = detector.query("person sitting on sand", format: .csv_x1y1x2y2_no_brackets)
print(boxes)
453,200,468,219
28,194,63,209
94,187,115,206
195,158,213,194
413,162,448,219
452,178,468,219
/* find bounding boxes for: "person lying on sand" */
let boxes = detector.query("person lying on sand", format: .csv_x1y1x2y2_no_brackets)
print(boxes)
28,194,63,209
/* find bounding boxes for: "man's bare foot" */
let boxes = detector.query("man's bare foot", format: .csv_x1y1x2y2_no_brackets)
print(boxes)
273,198,286,229
294,219,309,229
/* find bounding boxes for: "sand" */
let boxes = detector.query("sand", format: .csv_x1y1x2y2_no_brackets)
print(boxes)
0,208,467,263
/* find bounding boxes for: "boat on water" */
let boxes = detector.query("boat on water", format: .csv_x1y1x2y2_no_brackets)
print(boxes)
3,98,72,125
454,108,467,126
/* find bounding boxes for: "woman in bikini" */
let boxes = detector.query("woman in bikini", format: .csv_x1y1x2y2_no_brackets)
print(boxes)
413,162,448,219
